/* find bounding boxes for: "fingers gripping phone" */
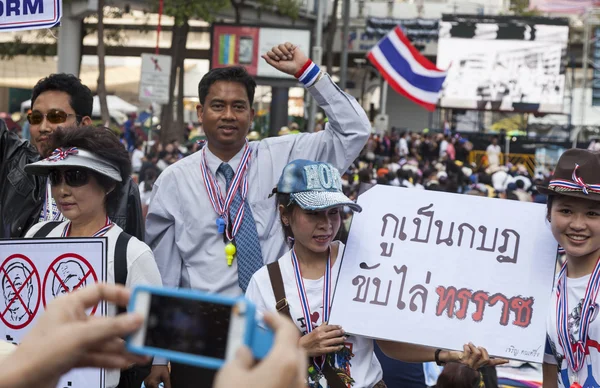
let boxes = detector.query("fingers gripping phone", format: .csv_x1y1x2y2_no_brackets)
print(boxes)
126,285,274,369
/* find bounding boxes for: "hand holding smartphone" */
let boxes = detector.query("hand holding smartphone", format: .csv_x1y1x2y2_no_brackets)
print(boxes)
126,285,273,370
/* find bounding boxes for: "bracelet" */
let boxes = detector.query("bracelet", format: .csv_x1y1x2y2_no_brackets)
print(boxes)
435,348,446,366
295,59,322,88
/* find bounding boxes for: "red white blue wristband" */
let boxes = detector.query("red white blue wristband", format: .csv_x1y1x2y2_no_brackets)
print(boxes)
295,60,321,88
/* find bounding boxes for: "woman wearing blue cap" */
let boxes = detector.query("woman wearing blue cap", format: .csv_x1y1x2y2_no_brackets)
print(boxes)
245,159,506,388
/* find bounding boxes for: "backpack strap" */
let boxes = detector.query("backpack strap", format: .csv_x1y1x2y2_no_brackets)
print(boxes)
267,261,291,320
114,231,132,315
32,221,62,238
267,261,346,388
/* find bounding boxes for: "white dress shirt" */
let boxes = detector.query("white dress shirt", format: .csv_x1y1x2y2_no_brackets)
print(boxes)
145,74,370,298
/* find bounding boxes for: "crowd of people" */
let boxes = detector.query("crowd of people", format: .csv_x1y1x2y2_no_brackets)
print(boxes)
0,40,597,388
337,132,548,210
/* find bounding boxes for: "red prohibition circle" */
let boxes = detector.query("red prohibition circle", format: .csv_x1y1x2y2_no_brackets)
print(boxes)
0,254,41,330
42,253,99,314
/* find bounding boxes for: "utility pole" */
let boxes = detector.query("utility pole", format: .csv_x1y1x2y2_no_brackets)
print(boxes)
340,0,350,90
575,9,600,147
567,52,575,130
307,0,325,133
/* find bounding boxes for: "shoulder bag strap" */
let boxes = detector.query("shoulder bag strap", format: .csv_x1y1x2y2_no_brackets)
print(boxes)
267,261,292,320
115,232,132,315
32,221,62,238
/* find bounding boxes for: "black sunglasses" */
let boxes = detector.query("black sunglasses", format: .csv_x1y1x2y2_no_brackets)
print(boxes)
27,109,79,125
49,169,90,187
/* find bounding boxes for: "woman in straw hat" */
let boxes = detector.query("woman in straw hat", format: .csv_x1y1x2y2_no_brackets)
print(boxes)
23,125,161,388
539,149,600,388
245,159,507,388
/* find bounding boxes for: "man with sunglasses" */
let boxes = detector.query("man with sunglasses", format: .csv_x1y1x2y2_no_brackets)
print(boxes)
0,73,144,241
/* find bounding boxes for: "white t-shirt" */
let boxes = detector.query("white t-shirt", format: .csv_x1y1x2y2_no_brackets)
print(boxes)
139,181,152,206
25,221,163,388
544,274,600,388
439,140,448,158
246,242,383,388
131,148,144,173
399,138,409,157
486,144,502,167
387,162,400,174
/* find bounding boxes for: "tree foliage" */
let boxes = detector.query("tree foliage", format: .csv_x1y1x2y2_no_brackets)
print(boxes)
156,0,301,144
160,0,228,25
510,0,541,16
0,30,58,59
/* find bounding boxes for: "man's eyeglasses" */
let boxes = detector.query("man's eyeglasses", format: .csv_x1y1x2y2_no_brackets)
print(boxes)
49,169,90,187
27,109,78,125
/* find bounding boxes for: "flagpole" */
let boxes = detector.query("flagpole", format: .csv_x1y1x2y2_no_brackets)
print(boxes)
380,80,388,116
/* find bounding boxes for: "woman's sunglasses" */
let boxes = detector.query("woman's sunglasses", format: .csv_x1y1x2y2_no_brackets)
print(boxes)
27,109,78,125
49,169,90,187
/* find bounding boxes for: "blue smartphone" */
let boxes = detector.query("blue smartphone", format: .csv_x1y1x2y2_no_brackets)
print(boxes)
126,285,274,369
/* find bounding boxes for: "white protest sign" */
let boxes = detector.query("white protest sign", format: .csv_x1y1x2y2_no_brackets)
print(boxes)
329,185,557,363
0,0,61,32
139,53,171,105
0,238,107,388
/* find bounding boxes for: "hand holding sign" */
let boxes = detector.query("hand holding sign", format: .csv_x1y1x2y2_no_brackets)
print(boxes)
377,340,507,368
8,284,148,388
458,343,508,370
261,42,309,76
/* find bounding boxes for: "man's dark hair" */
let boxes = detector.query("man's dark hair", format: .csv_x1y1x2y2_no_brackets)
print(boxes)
515,179,525,189
436,362,482,388
31,74,93,120
48,126,131,214
198,66,256,106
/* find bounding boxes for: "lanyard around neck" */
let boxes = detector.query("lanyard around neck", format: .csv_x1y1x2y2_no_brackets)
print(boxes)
61,216,113,237
556,257,600,373
199,143,252,241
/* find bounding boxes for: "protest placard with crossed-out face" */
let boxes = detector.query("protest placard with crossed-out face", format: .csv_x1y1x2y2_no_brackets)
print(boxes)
0,238,107,388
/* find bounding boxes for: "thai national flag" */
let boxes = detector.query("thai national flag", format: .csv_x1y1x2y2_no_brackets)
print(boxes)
367,26,448,111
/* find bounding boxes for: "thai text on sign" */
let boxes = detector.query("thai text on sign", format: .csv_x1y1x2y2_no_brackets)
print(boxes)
329,185,557,363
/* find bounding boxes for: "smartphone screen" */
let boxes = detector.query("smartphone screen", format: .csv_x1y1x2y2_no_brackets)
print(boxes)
144,293,232,359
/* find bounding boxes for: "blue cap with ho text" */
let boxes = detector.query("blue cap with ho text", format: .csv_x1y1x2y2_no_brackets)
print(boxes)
277,159,362,212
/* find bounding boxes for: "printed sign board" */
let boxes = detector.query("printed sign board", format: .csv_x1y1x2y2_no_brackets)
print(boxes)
139,53,172,105
0,238,108,387
329,185,557,363
0,0,62,32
